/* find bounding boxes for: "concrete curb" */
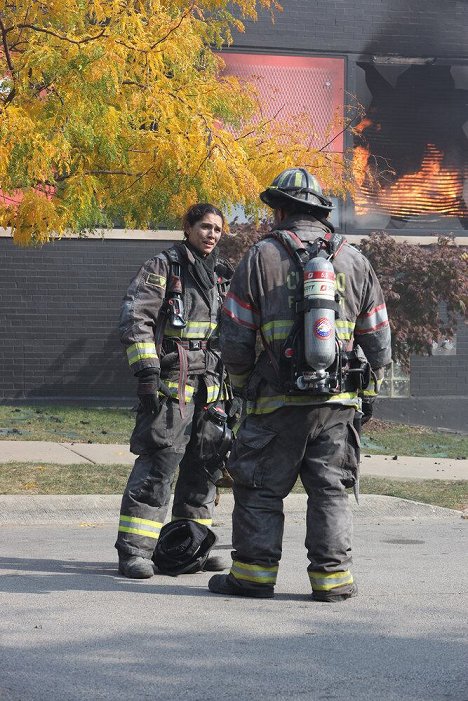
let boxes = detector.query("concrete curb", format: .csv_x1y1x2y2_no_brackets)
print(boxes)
0,493,461,526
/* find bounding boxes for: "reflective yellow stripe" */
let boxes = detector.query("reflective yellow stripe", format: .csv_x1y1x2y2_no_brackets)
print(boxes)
206,384,229,403
172,516,213,526
248,392,359,415
118,515,163,539
228,371,250,387
164,321,217,339
165,382,195,403
308,570,353,591
261,319,294,343
336,320,355,331
230,560,278,585
361,388,378,397
126,342,158,366
336,319,355,341
118,526,160,538
120,516,162,527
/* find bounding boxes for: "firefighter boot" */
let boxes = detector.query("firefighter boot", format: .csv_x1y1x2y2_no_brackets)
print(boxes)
118,554,155,579
208,574,274,599
312,583,358,602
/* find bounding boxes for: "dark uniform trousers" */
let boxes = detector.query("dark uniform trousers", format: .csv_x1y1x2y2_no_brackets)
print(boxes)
115,376,217,559
227,404,359,595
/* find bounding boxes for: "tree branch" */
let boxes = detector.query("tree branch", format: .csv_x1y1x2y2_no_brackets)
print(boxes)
0,17,14,71
150,1,196,49
54,169,140,183
15,24,106,45
0,16,16,104
235,106,285,141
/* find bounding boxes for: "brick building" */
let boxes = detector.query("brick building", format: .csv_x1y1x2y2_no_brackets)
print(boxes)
1,0,467,429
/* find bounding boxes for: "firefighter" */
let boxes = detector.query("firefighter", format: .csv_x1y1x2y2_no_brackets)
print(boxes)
116,203,234,578
208,168,392,600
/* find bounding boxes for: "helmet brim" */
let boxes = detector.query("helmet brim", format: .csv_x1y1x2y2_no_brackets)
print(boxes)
260,187,334,212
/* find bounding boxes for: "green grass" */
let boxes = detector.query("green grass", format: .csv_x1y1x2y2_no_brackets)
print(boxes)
361,419,468,459
0,462,132,495
1,462,466,511
292,476,467,511
1,406,467,459
0,405,467,510
0,405,134,444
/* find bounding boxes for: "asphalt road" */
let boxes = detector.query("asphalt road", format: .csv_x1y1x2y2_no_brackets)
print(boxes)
0,497,467,701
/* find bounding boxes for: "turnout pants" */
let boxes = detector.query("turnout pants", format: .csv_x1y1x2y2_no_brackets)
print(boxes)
226,404,359,596
115,377,218,559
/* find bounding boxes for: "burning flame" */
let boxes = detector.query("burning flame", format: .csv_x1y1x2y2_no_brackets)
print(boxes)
353,142,467,219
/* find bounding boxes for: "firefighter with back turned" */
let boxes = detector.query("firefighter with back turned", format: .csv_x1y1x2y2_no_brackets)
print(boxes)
208,168,392,600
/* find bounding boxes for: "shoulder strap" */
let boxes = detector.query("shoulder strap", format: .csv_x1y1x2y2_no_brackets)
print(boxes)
265,229,346,265
155,246,186,348
162,246,184,296
321,231,346,258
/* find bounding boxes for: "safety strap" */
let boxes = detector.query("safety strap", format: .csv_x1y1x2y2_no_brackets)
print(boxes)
165,339,217,351
154,246,189,417
266,228,345,263
156,245,233,416
260,229,346,390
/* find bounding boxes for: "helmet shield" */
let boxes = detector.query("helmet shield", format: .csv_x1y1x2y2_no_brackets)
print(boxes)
152,520,217,576
260,168,333,213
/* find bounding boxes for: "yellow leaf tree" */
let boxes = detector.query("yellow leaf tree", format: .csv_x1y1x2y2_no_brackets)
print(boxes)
0,0,352,245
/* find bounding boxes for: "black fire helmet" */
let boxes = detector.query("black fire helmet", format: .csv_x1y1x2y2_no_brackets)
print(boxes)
152,520,217,576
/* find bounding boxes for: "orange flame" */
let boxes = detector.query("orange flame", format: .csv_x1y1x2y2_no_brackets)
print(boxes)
353,143,467,219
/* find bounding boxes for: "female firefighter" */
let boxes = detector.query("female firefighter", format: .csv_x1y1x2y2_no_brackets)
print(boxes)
115,203,235,578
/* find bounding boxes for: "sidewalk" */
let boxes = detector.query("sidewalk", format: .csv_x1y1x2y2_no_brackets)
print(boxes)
1,440,467,480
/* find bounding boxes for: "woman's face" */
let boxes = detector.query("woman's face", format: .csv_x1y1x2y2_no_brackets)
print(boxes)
185,213,223,256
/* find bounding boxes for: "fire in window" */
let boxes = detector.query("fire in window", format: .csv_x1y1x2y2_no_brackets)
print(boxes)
352,62,468,233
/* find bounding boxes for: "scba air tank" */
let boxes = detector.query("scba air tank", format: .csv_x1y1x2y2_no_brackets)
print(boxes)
303,257,337,371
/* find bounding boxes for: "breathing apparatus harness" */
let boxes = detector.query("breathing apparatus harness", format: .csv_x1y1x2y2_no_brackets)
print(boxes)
154,245,235,484
262,229,371,397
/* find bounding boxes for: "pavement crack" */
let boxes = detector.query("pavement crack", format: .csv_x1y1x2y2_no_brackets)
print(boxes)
59,444,97,465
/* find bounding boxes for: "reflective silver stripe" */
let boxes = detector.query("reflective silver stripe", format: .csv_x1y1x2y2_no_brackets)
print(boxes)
308,570,353,591
355,303,389,334
126,342,158,366
261,319,294,343
118,515,162,539
165,321,216,339
230,560,278,585
223,292,259,330
206,384,227,403
336,319,355,341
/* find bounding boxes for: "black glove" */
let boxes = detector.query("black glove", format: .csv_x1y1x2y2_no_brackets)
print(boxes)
226,391,244,428
361,397,374,425
136,370,161,414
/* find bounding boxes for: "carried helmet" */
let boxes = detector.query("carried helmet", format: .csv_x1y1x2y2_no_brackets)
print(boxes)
152,520,217,576
260,168,333,213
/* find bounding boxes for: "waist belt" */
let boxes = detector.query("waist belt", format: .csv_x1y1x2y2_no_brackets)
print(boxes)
164,338,219,351
162,337,220,419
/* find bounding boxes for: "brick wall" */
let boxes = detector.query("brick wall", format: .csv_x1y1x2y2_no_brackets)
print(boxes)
1,237,466,402
410,321,468,397
0,238,169,401
234,0,468,58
